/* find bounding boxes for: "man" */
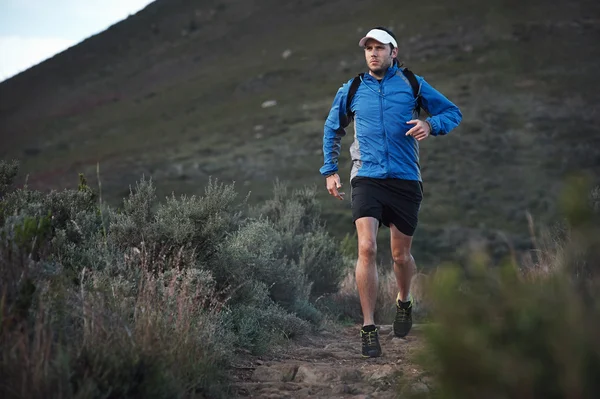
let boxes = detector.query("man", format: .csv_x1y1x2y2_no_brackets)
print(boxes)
320,27,462,358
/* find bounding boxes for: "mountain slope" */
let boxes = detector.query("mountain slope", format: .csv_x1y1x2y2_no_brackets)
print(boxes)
1,0,599,265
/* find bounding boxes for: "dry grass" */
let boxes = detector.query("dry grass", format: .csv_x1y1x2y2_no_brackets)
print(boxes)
0,245,230,399
328,264,430,324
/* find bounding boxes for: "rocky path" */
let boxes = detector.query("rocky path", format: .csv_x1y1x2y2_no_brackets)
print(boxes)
231,324,431,399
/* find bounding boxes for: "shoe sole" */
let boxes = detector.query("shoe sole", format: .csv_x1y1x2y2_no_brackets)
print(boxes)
393,325,412,338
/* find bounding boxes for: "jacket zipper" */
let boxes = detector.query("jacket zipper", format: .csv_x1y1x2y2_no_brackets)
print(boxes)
379,79,390,177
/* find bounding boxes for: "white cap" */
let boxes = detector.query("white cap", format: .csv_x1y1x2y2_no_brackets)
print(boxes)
358,28,398,48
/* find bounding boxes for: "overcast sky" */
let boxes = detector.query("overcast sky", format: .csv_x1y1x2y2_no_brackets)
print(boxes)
0,0,155,82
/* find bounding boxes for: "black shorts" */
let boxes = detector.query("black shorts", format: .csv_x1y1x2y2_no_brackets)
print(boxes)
351,177,423,236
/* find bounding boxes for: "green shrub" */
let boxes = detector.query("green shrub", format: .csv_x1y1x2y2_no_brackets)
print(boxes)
411,184,600,399
253,181,349,299
1,160,347,397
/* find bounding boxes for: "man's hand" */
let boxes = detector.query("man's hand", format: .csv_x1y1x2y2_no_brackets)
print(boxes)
326,173,345,200
405,120,431,141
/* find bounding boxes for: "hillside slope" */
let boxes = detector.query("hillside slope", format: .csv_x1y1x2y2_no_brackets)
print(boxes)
1,0,599,265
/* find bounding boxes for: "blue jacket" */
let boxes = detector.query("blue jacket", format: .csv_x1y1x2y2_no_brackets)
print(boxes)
320,63,462,182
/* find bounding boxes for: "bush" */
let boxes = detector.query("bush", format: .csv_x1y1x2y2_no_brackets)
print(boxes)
410,183,600,399
0,159,19,199
0,161,348,397
253,181,349,299
0,259,230,399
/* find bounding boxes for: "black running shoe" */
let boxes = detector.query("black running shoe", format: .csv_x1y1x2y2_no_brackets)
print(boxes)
393,294,413,338
360,325,382,358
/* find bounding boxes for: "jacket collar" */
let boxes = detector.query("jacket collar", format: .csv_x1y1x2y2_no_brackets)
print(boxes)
364,62,399,82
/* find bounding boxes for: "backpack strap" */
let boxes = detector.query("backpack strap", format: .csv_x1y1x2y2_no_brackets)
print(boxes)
400,67,422,115
345,73,364,119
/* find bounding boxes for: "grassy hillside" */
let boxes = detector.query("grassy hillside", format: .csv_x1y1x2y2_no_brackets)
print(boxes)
1,0,599,266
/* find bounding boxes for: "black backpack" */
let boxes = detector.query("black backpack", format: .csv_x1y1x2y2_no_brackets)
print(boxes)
345,67,422,119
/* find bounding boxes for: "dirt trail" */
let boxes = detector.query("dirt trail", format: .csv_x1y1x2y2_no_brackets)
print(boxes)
231,324,431,399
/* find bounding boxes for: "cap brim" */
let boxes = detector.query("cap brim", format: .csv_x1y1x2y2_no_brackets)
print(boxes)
358,29,397,48
359,37,374,47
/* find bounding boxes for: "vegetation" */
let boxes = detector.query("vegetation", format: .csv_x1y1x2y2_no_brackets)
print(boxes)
0,160,349,398
407,178,600,399
0,2,598,394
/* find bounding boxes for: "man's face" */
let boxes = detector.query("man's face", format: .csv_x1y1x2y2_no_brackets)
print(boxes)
364,38,398,76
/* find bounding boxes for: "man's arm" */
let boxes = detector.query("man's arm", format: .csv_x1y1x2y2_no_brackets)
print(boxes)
418,78,462,136
319,83,352,176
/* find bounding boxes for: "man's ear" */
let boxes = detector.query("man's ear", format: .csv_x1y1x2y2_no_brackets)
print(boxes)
391,47,399,58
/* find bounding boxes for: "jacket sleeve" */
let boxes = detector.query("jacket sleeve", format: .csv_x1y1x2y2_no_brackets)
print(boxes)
419,77,462,136
319,82,352,176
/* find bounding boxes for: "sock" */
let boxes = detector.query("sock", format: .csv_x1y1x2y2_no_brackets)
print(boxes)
397,292,413,306
362,324,377,332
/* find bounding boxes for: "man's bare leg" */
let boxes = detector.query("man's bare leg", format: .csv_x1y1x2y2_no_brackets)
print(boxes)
355,217,379,326
390,223,416,302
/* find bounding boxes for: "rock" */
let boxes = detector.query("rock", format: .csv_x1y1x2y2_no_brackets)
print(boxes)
408,382,430,395
261,100,277,108
340,369,363,382
514,79,536,88
295,365,319,384
339,60,350,72
282,49,293,59
335,384,360,395
378,325,392,335
252,366,284,382
369,364,394,381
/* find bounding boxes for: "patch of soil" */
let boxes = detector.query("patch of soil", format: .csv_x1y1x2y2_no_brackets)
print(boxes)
231,324,431,398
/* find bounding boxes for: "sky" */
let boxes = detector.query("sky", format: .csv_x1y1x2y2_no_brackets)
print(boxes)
0,0,155,82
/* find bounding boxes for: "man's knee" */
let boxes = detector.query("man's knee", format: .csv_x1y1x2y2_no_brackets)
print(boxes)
393,252,413,268
358,240,377,261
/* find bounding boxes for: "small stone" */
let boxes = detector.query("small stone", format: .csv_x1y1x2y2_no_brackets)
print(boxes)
261,100,277,108
252,366,283,382
282,49,292,59
515,79,536,88
295,366,319,384
410,382,430,394
339,60,350,72
378,325,392,335
369,364,394,380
